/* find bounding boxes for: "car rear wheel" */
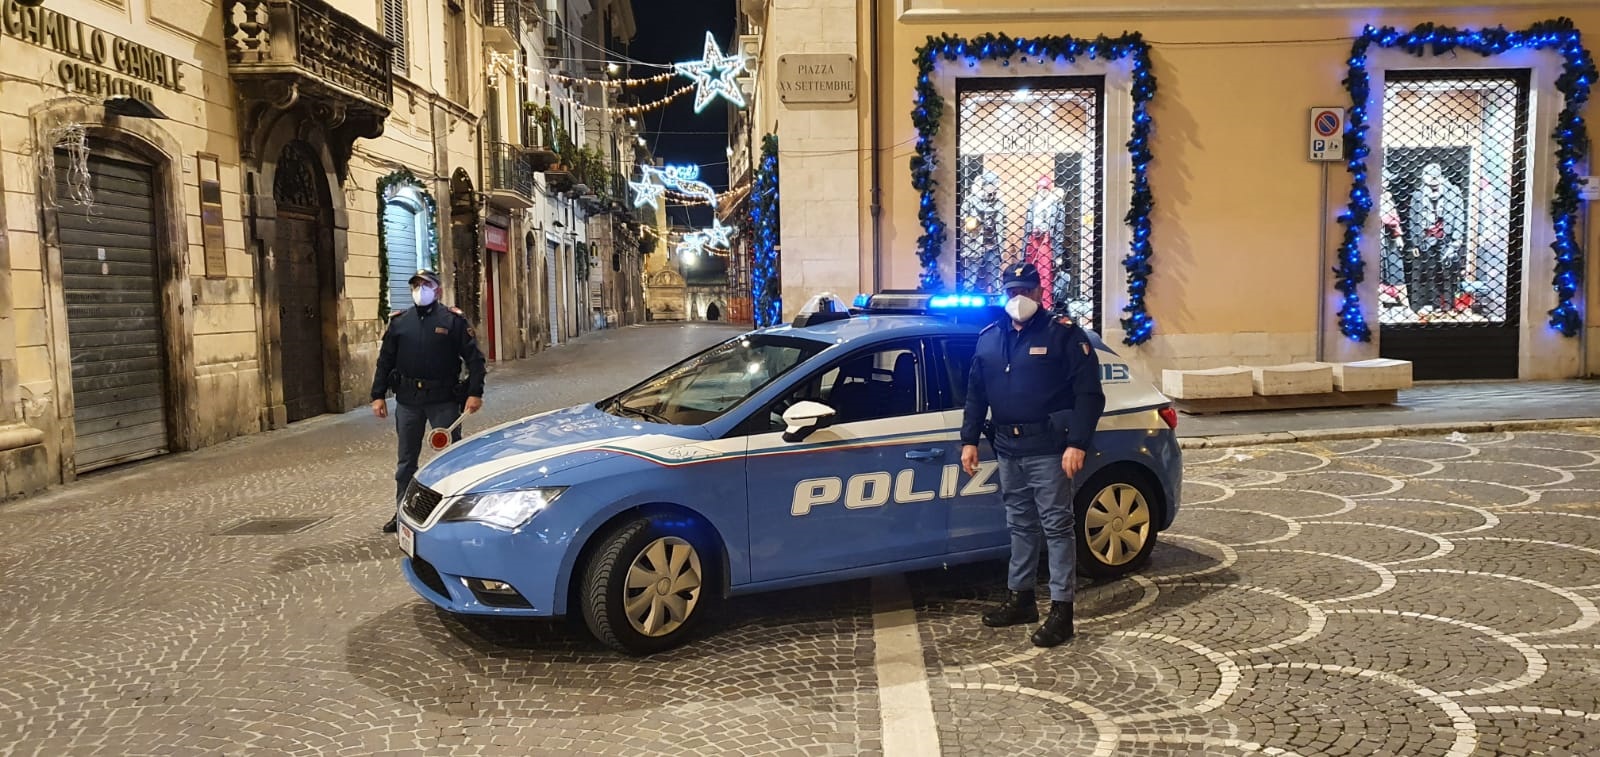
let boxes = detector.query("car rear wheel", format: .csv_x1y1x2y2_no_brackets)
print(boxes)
581,516,711,655
1076,472,1160,579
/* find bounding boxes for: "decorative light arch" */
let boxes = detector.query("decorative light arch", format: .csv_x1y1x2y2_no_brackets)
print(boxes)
1335,18,1596,341
912,32,1158,345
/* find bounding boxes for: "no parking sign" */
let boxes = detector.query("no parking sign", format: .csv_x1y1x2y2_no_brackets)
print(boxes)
1309,107,1345,161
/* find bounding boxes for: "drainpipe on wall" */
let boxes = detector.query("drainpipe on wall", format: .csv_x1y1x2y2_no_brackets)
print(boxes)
868,0,882,294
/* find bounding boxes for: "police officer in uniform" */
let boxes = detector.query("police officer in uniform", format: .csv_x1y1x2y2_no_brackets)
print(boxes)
960,262,1106,647
371,270,487,533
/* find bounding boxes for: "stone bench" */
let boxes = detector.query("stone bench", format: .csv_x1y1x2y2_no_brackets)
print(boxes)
1165,360,1411,415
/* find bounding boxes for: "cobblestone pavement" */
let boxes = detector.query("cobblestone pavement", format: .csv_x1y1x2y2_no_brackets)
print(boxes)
911,430,1600,756
1,324,1598,756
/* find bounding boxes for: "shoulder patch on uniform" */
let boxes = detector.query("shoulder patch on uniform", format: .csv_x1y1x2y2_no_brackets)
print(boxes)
389,309,406,319
1055,315,1076,327
448,306,465,316
1081,341,1091,356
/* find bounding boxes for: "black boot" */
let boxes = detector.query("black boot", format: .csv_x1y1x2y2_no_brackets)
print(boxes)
981,590,1039,627
382,516,398,534
1031,601,1075,647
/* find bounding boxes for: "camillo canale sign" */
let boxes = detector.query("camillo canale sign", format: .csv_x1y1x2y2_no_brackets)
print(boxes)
2,0,186,101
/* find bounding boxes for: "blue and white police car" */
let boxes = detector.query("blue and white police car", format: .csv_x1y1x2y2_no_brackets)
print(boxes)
396,292,1182,654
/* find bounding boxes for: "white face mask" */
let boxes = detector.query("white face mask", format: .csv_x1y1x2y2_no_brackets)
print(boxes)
1005,293,1039,322
412,285,437,307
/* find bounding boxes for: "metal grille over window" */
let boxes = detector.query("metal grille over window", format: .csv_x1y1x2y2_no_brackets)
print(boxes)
1378,72,1528,329
955,79,1104,330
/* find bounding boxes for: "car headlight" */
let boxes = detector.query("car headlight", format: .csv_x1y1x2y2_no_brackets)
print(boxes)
442,487,566,529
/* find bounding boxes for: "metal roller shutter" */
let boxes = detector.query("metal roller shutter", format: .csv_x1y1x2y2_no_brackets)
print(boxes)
384,203,419,312
59,154,170,472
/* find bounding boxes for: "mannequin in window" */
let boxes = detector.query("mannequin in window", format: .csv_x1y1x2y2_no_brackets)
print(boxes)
960,170,1005,292
1405,162,1466,314
1022,174,1068,311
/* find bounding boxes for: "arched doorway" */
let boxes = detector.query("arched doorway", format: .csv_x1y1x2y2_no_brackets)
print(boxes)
449,168,481,325
272,140,334,423
706,302,722,321
383,196,423,311
379,170,437,318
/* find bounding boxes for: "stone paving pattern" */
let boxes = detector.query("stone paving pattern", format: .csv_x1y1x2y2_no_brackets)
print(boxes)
1,323,1597,755
911,431,1600,756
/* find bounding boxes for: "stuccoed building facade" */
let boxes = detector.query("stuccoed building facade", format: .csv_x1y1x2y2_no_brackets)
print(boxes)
736,0,1600,383
0,0,636,501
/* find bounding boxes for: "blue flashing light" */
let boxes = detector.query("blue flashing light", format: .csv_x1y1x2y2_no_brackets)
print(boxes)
853,293,871,308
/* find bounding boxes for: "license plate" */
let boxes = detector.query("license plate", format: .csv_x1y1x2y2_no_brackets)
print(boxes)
397,522,415,558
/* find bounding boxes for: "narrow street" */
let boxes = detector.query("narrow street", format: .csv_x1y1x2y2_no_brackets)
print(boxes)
2,323,1597,756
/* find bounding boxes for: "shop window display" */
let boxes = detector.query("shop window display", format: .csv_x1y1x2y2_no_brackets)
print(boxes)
955,78,1103,329
1378,71,1528,327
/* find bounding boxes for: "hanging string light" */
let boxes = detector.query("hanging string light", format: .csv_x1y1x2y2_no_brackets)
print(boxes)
665,182,751,207
550,70,679,88
525,82,695,116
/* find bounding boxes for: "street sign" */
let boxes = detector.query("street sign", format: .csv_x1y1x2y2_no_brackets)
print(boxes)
1309,107,1345,162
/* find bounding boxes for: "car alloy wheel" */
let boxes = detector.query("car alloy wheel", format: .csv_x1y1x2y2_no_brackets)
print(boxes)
582,516,716,654
622,536,703,637
1085,483,1152,567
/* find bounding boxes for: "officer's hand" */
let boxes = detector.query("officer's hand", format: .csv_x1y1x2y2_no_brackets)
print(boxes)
371,399,388,419
464,396,483,414
1062,447,1086,478
961,445,979,476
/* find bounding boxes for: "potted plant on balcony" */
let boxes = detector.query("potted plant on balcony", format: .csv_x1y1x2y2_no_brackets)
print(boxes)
522,102,560,171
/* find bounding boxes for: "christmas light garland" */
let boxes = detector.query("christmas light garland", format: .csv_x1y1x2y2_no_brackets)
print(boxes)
550,70,678,88
913,32,1158,345
1337,18,1596,341
750,134,782,328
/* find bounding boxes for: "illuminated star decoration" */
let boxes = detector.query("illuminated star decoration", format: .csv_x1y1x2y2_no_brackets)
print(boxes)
673,31,746,113
701,218,736,249
630,178,665,209
675,231,709,259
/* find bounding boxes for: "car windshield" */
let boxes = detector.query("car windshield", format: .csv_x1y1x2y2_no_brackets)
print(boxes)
602,334,824,426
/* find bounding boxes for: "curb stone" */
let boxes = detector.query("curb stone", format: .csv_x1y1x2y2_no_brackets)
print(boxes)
1178,417,1600,449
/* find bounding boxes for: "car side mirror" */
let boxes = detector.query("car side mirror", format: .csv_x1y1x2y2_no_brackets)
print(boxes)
781,400,836,443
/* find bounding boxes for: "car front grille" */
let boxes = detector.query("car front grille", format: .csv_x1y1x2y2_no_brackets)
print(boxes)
401,480,444,524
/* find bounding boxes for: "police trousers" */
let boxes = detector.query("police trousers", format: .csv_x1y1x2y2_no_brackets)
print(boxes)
996,453,1077,602
394,400,463,503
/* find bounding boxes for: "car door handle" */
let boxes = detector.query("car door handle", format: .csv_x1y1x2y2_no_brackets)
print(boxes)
905,448,945,460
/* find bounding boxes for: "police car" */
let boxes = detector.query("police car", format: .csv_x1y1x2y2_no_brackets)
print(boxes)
396,292,1182,654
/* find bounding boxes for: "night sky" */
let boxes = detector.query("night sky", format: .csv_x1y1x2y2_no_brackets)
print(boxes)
626,0,736,231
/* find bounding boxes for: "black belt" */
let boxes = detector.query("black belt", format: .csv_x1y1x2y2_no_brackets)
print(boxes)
399,375,454,390
994,420,1052,438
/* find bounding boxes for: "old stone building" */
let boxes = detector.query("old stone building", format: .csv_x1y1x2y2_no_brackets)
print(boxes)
1,0,269,493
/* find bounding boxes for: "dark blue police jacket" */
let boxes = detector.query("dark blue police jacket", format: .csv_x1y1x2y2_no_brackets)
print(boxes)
370,303,487,406
960,310,1107,458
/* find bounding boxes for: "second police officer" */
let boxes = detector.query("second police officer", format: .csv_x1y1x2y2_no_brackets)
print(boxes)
371,270,488,533
960,262,1106,647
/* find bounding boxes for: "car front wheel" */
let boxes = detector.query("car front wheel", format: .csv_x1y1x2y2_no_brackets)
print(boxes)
580,516,711,654
1076,472,1160,579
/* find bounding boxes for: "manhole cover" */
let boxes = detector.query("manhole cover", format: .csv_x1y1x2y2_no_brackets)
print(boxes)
219,517,327,536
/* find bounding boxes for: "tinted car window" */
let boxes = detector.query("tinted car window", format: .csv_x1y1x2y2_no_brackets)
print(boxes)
935,338,978,410
604,335,823,426
764,341,924,431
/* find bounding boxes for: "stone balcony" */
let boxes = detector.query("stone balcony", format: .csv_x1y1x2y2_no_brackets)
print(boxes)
224,0,395,173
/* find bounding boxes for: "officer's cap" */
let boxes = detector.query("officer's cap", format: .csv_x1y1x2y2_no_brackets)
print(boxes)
1002,262,1042,291
409,269,442,287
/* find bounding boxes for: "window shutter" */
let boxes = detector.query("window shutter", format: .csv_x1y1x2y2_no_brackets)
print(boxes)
384,0,407,73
